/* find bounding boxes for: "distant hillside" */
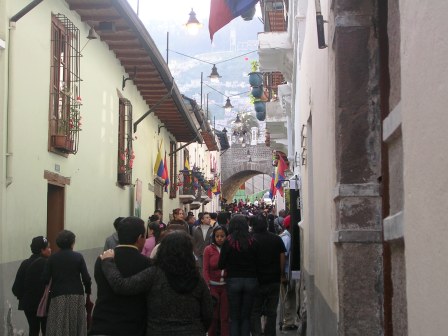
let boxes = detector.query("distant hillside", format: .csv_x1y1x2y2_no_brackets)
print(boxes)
141,13,263,130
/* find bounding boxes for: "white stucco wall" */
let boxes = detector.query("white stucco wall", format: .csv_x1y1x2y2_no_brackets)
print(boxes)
298,0,338,315
400,1,448,334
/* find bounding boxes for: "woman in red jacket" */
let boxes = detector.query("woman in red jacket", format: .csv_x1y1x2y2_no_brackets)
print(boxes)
203,225,229,336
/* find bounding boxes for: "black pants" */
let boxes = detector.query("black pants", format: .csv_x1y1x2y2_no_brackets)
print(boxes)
24,310,46,336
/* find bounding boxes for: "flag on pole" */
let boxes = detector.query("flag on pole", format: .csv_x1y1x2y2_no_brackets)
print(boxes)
275,154,287,189
269,173,276,199
154,141,164,178
162,153,170,192
209,0,259,41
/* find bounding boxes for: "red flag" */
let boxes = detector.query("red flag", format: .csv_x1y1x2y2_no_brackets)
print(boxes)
209,0,259,41
275,154,287,189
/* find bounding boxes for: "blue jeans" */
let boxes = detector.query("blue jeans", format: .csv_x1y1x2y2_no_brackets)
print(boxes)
250,282,281,336
226,277,258,336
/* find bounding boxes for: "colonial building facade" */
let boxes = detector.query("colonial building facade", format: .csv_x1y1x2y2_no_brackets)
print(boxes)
259,0,448,335
0,0,222,330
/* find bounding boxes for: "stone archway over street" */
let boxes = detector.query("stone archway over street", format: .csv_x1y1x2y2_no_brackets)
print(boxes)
221,144,273,201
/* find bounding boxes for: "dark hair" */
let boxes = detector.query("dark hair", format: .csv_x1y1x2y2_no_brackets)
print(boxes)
148,221,162,243
251,214,268,233
228,215,253,251
210,212,218,220
154,231,199,294
148,214,159,223
56,230,76,249
211,225,228,245
113,217,125,230
30,236,49,254
217,212,230,225
117,217,145,244
154,209,163,215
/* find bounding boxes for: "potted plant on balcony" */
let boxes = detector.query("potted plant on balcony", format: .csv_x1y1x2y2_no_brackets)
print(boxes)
249,93,267,121
248,60,263,87
117,148,134,185
52,96,82,153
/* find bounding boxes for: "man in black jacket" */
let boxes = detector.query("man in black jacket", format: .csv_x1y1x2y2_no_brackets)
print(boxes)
90,216,151,336
250,214,286,336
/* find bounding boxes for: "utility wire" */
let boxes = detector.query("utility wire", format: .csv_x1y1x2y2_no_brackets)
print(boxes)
168,49,257,66
203,82,250,98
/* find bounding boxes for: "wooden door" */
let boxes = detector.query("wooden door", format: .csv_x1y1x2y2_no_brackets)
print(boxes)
47,183,65,253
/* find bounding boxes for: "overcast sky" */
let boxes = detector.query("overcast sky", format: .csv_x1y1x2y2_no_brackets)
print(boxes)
127,0,211,25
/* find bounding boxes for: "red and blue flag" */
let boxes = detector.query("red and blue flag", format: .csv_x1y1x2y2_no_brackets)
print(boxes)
209,0,259,41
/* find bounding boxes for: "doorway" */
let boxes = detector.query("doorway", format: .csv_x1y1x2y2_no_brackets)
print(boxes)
47,183,65,252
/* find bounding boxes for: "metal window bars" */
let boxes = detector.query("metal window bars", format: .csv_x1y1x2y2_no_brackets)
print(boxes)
50,14,82,154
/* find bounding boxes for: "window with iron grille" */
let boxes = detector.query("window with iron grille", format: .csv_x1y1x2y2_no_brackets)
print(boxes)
117,99,133,186
49,14,82,155
169,141,177,199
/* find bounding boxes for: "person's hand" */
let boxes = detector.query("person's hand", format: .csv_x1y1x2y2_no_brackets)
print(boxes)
100,249,115,260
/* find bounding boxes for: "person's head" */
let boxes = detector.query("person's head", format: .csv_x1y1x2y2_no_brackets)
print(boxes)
228,214,249,234
30,236,51,257
201,212,211,226
217,212,230,225
210,212,218,221
148,221,162,243
113,217,125,231
211,225,228,247
117,216,146,251
56,230,76,250
278,209,286,218
155,231,199,293
251,214,268,233
148,214,159,224
186,214,196,225
173,208,185,221
154,209,163,221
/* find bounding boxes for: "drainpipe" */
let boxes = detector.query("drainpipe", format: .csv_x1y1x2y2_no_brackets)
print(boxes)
315,0,327,49
5,0,45,187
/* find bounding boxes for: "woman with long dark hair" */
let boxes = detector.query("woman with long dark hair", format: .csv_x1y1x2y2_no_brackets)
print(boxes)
203,225,229,336
218,215,259,336
100,231,213,335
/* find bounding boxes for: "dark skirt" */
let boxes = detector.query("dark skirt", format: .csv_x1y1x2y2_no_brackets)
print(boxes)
46,294,86,336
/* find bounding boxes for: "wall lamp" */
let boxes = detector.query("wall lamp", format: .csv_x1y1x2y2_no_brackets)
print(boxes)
158,125,166,134
122,66,137,90
81,25,98,52
315,0,328,49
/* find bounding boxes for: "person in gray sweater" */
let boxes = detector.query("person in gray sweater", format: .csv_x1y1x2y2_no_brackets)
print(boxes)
101,231,213,336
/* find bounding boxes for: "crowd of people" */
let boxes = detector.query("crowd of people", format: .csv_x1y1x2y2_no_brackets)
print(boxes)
12,205,297,336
